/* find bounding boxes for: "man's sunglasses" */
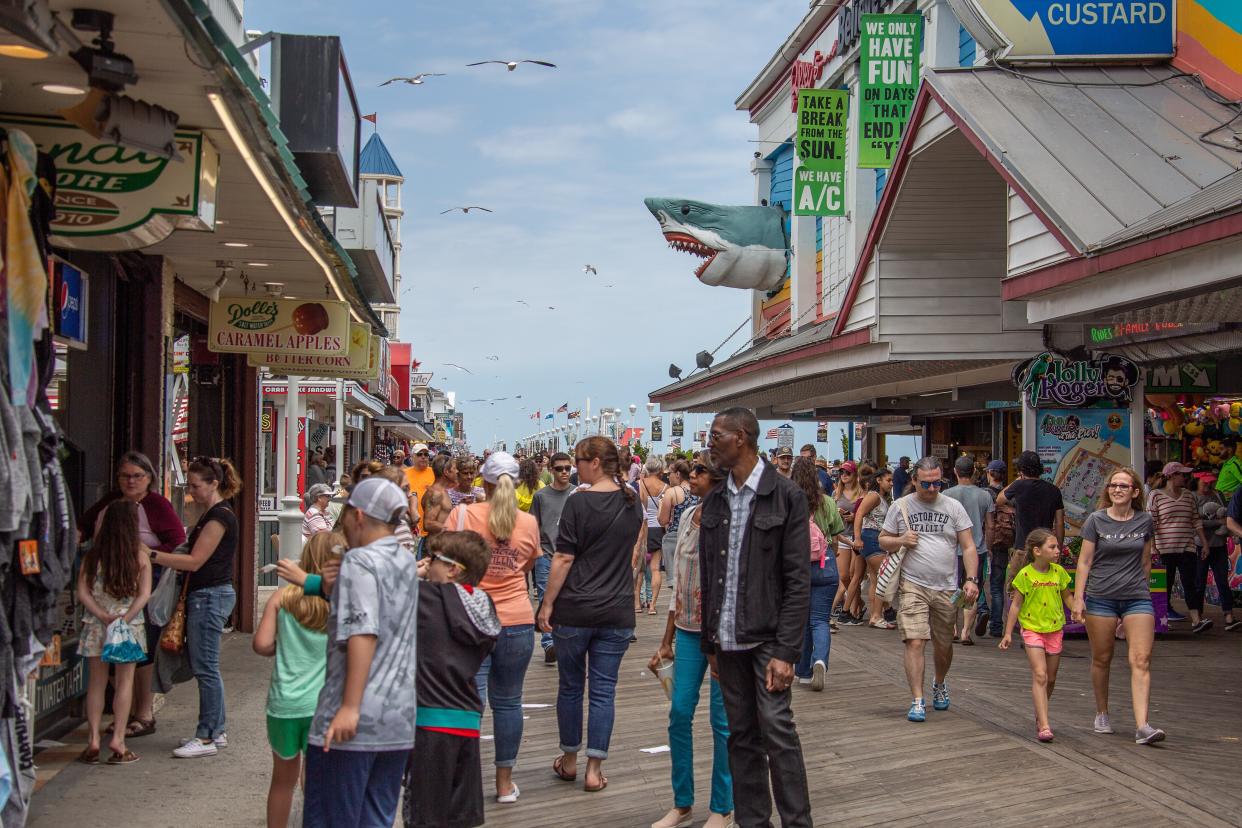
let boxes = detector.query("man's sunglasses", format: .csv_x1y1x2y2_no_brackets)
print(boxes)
415,451,430,457
552,465,572,473
917,479,946,490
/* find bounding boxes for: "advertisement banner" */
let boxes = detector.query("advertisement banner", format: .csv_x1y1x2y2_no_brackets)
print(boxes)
858,13,922,168
50,257,89,348
816,421,828,442
1035,408,1131,538
209,297,350,356
650,417,663,442
794,88,849,216
250,322,376,378
949,0,1175,61
776,425,796,453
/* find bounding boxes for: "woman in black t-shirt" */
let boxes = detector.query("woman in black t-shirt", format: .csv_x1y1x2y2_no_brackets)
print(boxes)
537,436,643,794
151,456,241,758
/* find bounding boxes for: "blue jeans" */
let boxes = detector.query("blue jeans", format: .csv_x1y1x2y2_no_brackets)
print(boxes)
186,584,235,739
533,555,553,651
985,545,1008,635
796,566,839,678
553,625,631,759
669,628,733,814
303,748,406,827
475,623,534,767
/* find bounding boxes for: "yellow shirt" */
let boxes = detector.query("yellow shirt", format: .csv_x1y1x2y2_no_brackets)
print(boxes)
515,481,544,513
1012,563,1071,633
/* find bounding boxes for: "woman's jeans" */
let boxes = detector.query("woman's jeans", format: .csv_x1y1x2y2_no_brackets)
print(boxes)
1193,546,1234,614
669,628,733,814
796,565,839,678
187,584,235,739
474,624,534,768
552,625,631,759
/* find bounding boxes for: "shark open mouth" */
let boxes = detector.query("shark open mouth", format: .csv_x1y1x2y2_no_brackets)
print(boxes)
663,231,718,279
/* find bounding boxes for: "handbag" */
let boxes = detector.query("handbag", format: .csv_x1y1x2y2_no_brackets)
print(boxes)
159,575,191,653
876,498,912,604
147,542,188,626
101,619,146,663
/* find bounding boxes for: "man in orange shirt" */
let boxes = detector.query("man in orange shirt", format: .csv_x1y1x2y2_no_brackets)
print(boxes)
403,443,436,541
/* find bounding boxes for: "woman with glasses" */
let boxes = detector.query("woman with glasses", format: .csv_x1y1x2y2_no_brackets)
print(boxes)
80,451,186,742
151,456,242,757
1070,467,1165,745
447,452,540,803
657,460,698,586
648,453,733,828
450,456,486,507
832,461,865,624
538,436,644,794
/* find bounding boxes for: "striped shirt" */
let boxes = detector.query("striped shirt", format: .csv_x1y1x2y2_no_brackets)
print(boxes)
1146,489,1202,555
301,506,332,539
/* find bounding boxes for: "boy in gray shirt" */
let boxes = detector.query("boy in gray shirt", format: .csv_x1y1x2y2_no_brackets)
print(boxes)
305,478,419,828
944,456,994,643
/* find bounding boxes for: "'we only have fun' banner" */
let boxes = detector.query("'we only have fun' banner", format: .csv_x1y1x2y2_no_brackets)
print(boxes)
794,13,922,216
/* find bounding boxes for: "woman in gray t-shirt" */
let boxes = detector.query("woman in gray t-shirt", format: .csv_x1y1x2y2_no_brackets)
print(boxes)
1071,467,1164,746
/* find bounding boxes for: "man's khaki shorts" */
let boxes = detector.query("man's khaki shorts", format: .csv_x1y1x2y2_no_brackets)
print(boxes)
897,580,956,647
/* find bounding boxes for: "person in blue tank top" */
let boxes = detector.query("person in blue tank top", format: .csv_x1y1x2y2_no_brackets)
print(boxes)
253,531,342,828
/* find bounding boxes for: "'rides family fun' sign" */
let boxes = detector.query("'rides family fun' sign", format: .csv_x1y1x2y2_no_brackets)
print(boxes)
1012,351,1138,408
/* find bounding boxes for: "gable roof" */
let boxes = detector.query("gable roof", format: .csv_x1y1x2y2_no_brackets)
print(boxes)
833,63,1242,337
360,133,403,178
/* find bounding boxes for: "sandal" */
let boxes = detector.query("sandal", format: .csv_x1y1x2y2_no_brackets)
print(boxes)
77,747,100,765
552,755,577,782
869,620,896,630
584,775,608,793
127,718,156,738
107,749,140,765
960,637,975,646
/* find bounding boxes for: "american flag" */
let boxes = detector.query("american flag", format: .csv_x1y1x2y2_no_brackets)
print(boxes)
567,410,580,420
556,402,569,413
766,428,779,439
530,411,540,420
669,438,681,449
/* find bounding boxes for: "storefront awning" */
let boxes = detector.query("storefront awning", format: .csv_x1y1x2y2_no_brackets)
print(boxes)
372,415,433,441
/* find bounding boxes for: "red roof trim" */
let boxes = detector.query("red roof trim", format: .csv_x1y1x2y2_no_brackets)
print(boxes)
650,327,871,405
830,79,1077,338
1001,211,1242,301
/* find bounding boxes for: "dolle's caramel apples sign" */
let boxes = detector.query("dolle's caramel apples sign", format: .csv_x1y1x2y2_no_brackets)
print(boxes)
208,298,350,356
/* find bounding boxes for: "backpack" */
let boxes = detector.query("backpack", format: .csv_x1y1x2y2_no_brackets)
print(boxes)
993,500,1016,549
809,518,828,567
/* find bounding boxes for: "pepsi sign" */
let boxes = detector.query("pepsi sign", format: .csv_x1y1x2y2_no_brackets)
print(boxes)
51,258,89,348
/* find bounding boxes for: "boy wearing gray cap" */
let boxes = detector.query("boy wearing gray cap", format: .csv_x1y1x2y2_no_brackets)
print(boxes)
304,478,420,828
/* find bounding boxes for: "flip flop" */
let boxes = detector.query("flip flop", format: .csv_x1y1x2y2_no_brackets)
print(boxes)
552,755,577,781
127,718,156,738
77,748,100,765
107,749,140,765
584,775,608,793
960,638,975,646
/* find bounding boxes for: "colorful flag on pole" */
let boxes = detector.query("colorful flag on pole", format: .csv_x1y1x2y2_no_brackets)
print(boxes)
567,410,580,420
669,438,682,449
362,112,377,124
766,428,779,439
556,402,569,413
545,413,554,420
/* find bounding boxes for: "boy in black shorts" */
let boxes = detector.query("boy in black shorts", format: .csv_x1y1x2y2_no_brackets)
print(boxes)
403,531,499,828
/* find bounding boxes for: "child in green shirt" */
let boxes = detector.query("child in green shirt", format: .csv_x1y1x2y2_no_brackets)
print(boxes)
999,528,1071,743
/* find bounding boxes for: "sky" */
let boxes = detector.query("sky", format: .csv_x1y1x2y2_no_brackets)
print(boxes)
247,0,919,461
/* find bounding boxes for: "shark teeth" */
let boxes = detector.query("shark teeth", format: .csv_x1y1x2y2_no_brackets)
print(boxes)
663,234,713,259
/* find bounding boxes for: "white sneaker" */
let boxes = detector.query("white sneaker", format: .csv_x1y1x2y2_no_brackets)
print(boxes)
173,738,218,758
178,733,227,749
810,660,826,692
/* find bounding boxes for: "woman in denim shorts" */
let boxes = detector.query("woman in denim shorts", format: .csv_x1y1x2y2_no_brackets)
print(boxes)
1070,467,1165,746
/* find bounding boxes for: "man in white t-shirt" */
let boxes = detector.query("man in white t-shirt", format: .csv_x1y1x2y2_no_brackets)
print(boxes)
880,457,979,723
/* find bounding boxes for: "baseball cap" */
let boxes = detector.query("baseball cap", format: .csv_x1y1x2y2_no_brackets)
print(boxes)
348,477,409,524
776,445,793,457
986,460,1007,473
1193,470,1218,483
1162,462,1193,476
411,443,430,455
840,461,857,473
306,483,333,500
480,451,520,484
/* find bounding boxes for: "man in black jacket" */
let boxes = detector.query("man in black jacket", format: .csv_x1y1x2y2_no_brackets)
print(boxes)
700,407,812,828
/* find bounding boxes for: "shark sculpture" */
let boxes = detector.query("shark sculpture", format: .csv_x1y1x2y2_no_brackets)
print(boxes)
644,197,788,291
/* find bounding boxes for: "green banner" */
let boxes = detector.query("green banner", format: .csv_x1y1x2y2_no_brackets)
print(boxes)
858,13,922,169
794,88,848,217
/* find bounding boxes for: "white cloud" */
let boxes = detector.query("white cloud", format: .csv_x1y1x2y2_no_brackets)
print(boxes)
474,123,593,164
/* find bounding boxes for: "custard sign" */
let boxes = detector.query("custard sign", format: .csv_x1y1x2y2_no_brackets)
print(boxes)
948,0,1175,60
209,298,350,356
0,113,219,250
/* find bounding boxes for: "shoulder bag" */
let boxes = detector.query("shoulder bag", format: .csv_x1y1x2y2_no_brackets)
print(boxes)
875,497,912,604
159,574,191,653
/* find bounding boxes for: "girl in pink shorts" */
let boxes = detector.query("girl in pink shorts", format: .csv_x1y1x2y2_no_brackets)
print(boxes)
999,529,1072,743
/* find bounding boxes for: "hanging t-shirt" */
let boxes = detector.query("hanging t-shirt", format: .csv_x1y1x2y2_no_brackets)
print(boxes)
882,493,973,591
447,503,540,628
1011,563,1071,633
1080,510,1153,600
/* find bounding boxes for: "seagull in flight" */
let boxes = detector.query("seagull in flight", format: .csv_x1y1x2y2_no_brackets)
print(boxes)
516,300,529,306
441,206,493,214
603,284,614,288
583,264,597,276
379,73,445,86
547,306,556,310
467,59,557,72
485,355,500,361
444,362,473,374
